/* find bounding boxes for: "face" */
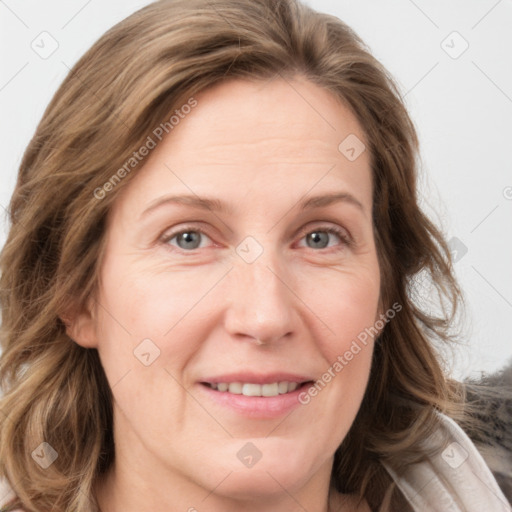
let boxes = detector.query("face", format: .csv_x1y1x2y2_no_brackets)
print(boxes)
72,76,382,507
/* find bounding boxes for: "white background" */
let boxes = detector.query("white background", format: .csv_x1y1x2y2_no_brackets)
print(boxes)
1,0,511,380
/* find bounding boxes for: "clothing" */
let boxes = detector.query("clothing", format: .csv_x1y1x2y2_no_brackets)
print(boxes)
0,477,22,512
382,411,511,511
0,412,510,511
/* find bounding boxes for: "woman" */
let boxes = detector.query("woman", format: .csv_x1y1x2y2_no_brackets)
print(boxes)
0,0,509,510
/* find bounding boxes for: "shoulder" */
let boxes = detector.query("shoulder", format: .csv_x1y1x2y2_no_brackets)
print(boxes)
463,362,512,499
0,477,24,512
382,411,512,511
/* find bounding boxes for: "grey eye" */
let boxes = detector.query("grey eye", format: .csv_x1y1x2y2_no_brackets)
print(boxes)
306,231,330,249
175,231,203,250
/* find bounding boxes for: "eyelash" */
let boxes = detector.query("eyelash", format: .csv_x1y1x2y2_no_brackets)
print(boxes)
297,225,352,249
160,224,352,252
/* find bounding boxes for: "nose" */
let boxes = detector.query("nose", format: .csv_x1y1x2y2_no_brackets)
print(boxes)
223,247,296,346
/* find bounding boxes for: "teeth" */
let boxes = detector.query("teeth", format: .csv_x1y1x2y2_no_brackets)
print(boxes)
278,381,288,394
261,383,278,397
228,382,242,394
207,381,302,397
242,383,261,396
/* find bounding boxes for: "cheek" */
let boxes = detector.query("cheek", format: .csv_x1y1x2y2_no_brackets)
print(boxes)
93,260,227,396
98,259,217,340
303,266,380,352
298,267,379,415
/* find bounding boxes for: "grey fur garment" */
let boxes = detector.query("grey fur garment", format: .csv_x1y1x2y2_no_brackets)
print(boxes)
463,360,512,504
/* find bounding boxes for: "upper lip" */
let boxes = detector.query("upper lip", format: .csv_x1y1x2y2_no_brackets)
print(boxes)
199,372,315,385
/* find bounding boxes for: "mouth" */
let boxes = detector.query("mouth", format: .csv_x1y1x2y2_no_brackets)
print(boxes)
201,380,314,397
197,373,316,418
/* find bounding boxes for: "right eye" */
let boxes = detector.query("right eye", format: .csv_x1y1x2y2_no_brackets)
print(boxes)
161,227,214,251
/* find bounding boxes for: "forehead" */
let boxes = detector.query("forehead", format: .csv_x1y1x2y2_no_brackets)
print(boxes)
168,76,368,166
112,76,372,217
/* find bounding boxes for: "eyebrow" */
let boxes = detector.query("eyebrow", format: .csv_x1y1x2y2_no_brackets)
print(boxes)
140,191,365,219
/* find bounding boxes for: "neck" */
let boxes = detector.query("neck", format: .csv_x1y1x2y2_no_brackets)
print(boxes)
95,463,344,512
95,464,368,512
93,449,367,512
94,410,368,512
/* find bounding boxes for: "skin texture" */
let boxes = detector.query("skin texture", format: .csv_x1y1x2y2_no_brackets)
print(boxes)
68,75,380,512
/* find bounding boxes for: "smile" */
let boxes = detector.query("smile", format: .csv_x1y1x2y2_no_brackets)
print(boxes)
203,381,306,397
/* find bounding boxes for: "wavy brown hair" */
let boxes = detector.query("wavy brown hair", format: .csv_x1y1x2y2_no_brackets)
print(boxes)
0,0,467,510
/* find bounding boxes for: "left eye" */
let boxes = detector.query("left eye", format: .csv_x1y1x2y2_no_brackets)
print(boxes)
297,227,350,250
162,226,350,252
164,228,212,251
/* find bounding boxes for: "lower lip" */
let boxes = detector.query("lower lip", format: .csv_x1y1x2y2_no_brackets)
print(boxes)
196,383,312,419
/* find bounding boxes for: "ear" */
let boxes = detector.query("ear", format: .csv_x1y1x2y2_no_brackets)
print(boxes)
375,296,384,323
373,298,387,339
59,296,98,349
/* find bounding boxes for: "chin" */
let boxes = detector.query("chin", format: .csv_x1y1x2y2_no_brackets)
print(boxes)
196,440,323,498
211,466,312,501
